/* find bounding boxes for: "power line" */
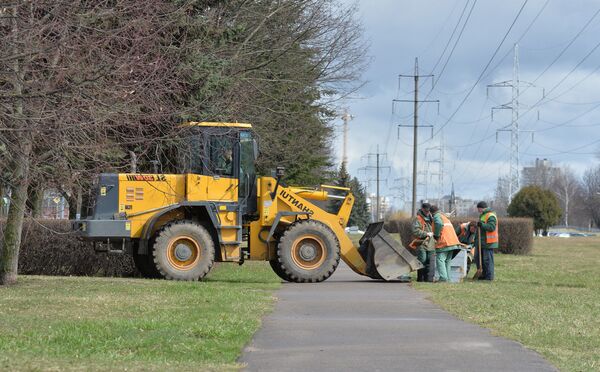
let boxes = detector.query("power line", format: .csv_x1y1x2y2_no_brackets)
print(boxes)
433,0,478,89
433,0,530,138
428,0,473,78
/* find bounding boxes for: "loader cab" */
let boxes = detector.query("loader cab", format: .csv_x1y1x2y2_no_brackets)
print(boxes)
182,122,259,218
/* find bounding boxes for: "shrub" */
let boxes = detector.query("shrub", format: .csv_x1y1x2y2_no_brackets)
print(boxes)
0,219,137,277
508,185,562,235
387,216,534,255
497,217,534,255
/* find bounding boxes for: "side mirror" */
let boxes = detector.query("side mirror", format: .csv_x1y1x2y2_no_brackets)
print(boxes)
270,166,286,200
276,166,285,178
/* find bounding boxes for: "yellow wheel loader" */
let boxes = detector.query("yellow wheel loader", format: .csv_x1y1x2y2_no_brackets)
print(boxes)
73,122,422,282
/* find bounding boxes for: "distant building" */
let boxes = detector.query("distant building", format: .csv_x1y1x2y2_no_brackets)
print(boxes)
440,194,477,217
367,193,390,221
521,158,560,189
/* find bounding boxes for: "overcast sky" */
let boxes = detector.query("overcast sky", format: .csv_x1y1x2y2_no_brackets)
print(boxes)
334,0,600,211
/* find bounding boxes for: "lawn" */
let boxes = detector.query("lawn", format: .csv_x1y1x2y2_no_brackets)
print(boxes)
414,236,600,372
0,262,280,371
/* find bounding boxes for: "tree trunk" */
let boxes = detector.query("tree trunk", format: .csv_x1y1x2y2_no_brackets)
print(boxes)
0,4,31,285
0,142,31,285
0,183,7,218
27,182,44,218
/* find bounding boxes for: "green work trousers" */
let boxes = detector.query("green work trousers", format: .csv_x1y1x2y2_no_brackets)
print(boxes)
436,250,453,282
417,246,430,265
416,247,433,282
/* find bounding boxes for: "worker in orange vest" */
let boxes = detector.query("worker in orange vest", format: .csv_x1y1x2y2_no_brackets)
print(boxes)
473,201,499,281
409,202,434,282
430,205,461,282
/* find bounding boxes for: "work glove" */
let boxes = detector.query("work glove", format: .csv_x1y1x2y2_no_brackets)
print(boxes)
426,232,434,238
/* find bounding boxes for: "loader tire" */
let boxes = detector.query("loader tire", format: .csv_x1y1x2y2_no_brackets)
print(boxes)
152,220,215,281
276,220,340,283
132,248,161,279
269,259,293,282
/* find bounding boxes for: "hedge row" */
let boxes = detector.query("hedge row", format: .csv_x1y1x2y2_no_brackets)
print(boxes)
385,217,534,255
0,219,137,277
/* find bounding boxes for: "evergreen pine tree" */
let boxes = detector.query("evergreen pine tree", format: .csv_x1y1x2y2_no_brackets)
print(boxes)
333,163,370,229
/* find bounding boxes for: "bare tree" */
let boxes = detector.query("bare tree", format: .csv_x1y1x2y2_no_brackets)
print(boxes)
493,175,510,216
583,165,600,229
0,1,183,285
551,166,582,227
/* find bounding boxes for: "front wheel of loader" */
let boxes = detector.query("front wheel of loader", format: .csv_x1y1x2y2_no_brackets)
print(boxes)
276,220,340,283
152,220,215,281
269,259,293,282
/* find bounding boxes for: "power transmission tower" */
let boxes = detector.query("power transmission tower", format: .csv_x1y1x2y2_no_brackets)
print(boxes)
487,44,538,201
340,110,354,167
425,142,445,207
358,146,390,221
390,177,410,211
395,58,440,217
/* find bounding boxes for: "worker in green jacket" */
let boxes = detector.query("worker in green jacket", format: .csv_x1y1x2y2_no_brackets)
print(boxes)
410,202,434,282
473,201,499,281
431,205,461,282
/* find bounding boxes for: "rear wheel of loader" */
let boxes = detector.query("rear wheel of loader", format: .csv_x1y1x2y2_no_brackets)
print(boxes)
152,220,215,281
276,220,340,283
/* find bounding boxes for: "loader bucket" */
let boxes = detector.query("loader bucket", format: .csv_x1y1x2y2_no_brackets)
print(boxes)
357,222,424,281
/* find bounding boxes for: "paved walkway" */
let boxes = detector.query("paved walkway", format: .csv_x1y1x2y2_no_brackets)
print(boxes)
239,262,555,372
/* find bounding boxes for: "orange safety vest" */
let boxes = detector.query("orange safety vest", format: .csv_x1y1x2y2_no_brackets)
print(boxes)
416,214,426,230
458,222,469,239
409,214,430,249
435,213,460,249
481,211,499,244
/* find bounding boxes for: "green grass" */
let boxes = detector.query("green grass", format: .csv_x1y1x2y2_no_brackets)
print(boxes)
0,262,280,371
414,236,600,372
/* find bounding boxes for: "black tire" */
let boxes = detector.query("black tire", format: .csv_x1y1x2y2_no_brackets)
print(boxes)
269,259,293,282
152,220,215,281
276,220,340,283
132,242,162,279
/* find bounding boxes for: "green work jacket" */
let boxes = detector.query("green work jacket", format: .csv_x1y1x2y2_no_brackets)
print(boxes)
412,210,432,239
475,208,499,249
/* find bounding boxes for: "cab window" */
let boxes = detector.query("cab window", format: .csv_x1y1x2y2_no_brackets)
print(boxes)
209,136,233,176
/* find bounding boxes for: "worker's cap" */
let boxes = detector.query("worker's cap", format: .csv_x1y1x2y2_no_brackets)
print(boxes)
430,205,439,213
421,202,431,210
476,201,488,209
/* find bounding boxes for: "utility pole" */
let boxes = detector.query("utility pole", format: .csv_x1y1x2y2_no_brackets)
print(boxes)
488,44,538,202
358,145,390,221
395,58,439,217
340,110,354,167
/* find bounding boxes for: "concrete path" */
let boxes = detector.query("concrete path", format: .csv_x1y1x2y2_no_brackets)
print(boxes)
239,262,555,372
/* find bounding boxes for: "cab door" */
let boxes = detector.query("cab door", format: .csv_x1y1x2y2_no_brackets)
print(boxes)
238,130,257,216
206,134,238,202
